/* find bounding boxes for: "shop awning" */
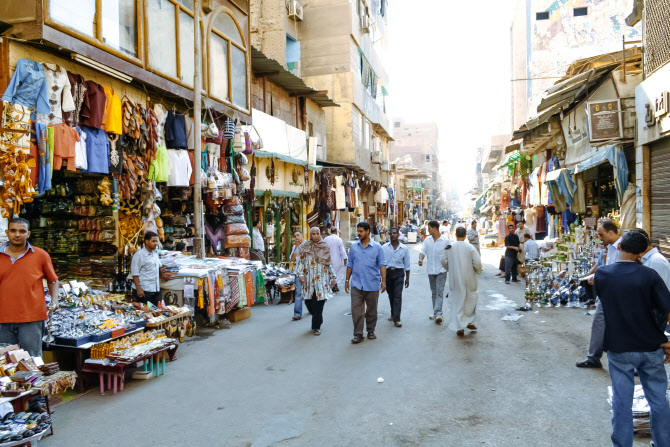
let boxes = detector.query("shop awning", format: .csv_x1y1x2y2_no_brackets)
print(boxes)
573,145,628,204
255,189,301,199
251,109,308,163
253,149,307,167
251,47,339,108
308,164,322,172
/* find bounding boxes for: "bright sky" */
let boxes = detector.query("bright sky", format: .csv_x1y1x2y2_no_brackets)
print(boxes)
387,0,514,208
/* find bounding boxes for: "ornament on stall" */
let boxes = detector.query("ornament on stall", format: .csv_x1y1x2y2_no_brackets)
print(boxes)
0,148,36,216
98,177,113,206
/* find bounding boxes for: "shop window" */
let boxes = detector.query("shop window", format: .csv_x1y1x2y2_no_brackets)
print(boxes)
208,11,249,110
147,0,195,85
574,7,588,16
536,11,550,20
425,154,430,162
48,0,138,58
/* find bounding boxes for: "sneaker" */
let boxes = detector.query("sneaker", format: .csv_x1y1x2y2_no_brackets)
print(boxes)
575,358,602,368
394,322,402,328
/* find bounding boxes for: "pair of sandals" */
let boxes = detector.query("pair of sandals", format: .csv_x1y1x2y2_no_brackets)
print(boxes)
351,332,376,344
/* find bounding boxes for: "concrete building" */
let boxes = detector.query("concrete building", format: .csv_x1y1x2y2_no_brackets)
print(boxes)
510,0,641,132
298,0,392,183
389,120,440,218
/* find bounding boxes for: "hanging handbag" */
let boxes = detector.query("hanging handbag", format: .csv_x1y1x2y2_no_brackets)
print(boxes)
201,108,219,138
223,118,235,140
243,131,253,155
233,129,245,153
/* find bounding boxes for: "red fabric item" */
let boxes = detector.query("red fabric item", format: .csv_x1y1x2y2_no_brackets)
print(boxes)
188,150,195,185
52,123,79,171
0,246,58,323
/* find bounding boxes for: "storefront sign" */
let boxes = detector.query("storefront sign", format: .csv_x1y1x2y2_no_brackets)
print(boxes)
588,100,623,141
655,91,669,118
584,217,597,229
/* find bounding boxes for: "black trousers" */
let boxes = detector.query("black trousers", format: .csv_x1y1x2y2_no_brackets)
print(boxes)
504,254,518,282
304,293,326,330
499,256,506,272
133,290,162,307
386,268,405,322
579,279,595,303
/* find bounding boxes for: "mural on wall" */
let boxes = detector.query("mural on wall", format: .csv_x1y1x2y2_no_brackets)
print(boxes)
526,0,641,115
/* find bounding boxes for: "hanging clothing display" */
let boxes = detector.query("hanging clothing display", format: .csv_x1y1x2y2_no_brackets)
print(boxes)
81,126,110,174
39,63,75,124
52,123,79,171
167,149,193,186
1,58,49,114
63,72,86,127
101,87,122,134
165,111,187,148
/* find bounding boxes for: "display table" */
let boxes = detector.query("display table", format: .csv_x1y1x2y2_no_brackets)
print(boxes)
0,389,38,414
81,340,178,395
44,327,145,392
146,310,193,328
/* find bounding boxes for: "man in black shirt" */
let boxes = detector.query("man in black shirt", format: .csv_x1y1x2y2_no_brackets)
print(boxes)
594,231,670,447
503,224,520,284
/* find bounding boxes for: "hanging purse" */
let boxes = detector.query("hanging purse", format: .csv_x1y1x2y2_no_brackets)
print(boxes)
201,108,219,138
233,128,245,153
223,118,235,140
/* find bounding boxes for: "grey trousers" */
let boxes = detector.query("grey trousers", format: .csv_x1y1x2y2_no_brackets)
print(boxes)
351,287,379,336
428,273,447,317
0,321,45,357
587,299,605,361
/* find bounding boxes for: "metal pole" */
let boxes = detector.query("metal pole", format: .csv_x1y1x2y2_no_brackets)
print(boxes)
193,0,205,258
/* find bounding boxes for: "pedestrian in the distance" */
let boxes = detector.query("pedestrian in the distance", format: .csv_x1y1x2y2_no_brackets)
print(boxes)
442,227,483,336
290,230,305,321
419,220,450,324
382,227,410,328
466,220,480,255
346,222,386,344
324,227,347,293
295,228,337,336
593,231,670,446
503,224,520,284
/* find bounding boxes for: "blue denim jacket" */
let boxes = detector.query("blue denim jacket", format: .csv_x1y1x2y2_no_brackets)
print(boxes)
1,59,49,114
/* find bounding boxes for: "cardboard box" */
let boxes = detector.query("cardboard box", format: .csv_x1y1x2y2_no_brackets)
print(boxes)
8,349,29,364
228,307,251,323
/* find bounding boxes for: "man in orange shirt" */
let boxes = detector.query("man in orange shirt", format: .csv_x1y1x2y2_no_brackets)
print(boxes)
0,217,59,357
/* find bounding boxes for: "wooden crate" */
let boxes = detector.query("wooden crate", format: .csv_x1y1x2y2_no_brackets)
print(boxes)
228,307,251,323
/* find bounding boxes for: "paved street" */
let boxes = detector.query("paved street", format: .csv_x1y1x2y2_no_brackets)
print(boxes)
42,244,649,447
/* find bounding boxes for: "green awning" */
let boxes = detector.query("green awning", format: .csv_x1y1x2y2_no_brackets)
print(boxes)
308,164,322,172
255,189,301,199
254,150,307,167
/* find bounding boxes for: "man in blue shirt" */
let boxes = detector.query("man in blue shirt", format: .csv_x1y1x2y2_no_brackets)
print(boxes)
382,228,410,328
346,222,386,344
594,231,670,447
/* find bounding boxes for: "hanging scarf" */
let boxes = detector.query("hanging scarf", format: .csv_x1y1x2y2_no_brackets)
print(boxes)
295,239,332,265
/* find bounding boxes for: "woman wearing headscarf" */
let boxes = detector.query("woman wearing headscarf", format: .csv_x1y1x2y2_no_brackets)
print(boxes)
295,227,337,335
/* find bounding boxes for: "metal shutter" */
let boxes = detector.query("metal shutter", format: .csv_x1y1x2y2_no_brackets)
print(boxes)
650,140,670,255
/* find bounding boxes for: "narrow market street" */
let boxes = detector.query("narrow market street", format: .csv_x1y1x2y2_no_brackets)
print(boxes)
41,245,640,447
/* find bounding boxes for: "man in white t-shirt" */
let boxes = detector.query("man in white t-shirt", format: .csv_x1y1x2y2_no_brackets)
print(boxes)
252,220,265,255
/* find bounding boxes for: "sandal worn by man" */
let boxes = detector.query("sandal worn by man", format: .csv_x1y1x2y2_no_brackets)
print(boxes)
467,324,477,331
456,330,465,337
367,332,377,340
313,330,321,336
292,316,301,321
351,335,363,344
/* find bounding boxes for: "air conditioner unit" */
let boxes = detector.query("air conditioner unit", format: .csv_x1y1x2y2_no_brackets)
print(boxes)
360,15,371,33
381,161,390,171
289,1,304,21
372,150,382,164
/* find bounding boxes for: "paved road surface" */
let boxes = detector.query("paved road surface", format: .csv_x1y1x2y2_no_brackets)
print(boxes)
42,245,653,447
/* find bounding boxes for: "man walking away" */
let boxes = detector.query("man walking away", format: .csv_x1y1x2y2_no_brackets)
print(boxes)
524,234,539,261
466,220,481,255
346,222,386,344
442,227,482,337
419,220,450,324
382,228,410,327
577,220,622,368
594,231,670,447
324,227,347,293
504,224,521,284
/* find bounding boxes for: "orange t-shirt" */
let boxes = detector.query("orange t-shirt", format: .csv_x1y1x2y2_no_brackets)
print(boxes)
101,87,122,135
52,123,79,171
0,244,58,323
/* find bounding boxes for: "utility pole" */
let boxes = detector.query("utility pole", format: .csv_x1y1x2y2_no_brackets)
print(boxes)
193,0,205,258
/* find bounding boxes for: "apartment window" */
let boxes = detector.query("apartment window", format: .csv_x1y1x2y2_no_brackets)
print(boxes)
48,0,138,58
425,155,430,162
574,7,588,16
363,120,371,152
536,11,550,20
208,12,249,110
147,0,195,84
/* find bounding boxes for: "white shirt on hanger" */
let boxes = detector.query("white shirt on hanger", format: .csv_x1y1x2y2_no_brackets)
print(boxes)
167,149,193,186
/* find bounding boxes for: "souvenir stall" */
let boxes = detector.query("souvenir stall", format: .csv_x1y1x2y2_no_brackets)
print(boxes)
0,342,77,445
